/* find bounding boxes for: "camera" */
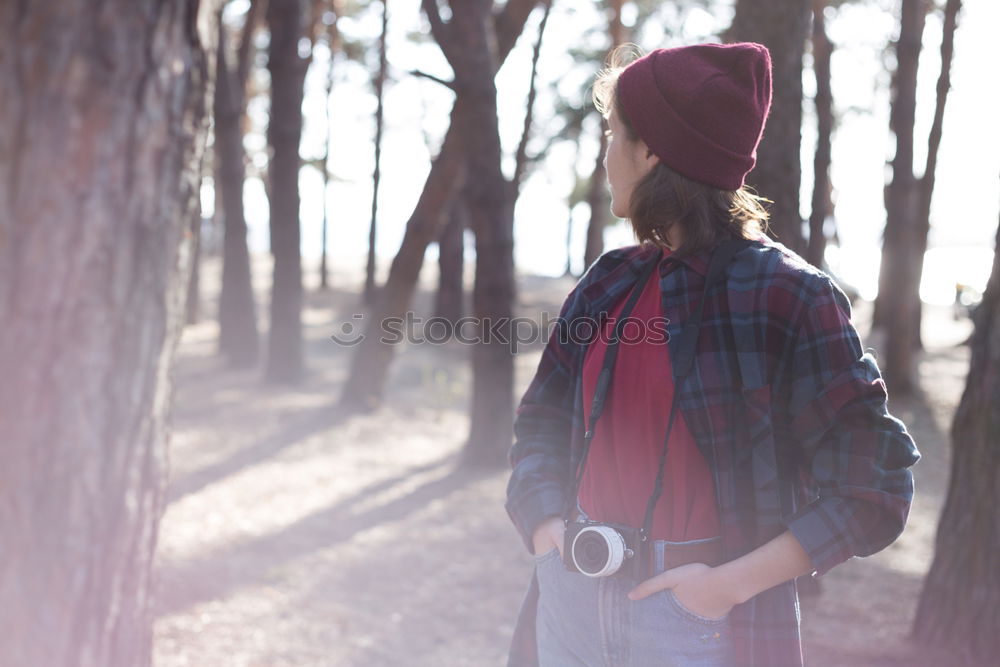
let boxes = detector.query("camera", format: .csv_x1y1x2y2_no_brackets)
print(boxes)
563,518,649,581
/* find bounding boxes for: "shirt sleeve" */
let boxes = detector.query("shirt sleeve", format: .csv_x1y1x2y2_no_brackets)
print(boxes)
504,285,583,554
779,275,921,578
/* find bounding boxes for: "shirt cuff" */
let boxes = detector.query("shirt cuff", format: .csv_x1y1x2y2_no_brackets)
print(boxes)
782,495,868,578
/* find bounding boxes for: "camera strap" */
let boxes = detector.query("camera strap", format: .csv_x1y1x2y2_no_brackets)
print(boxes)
565,239,752,542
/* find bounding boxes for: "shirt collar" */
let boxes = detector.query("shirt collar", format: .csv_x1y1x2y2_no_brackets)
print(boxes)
581,242,712,315
662,245,711,277
639,242,714,278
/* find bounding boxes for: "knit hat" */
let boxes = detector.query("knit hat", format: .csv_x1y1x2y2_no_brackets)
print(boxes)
616,42,773,191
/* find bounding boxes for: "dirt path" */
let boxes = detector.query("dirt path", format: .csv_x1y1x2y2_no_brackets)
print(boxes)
153,255,965,666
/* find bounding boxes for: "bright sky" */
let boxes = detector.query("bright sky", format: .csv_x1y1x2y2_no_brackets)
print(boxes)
212,0,1000,306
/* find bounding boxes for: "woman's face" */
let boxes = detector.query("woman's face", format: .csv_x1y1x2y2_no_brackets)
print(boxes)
603,106,659,219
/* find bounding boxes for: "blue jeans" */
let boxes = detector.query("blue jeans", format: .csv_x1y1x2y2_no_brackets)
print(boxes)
534,537,736,667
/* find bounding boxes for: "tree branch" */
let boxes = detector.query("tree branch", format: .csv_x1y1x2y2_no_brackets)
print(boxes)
920,0,961,197
421,0,460,67
410,69,457,91
494,0,541,64
235,0,263,91
512,0,551,193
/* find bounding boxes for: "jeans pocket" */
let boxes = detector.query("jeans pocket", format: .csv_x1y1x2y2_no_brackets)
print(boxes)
533,547,560,563
664,588,731,625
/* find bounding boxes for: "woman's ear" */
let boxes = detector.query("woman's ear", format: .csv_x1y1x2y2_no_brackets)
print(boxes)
643,145,660,169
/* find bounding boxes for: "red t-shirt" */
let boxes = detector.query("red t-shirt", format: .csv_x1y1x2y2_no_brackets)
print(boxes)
577,246,722,541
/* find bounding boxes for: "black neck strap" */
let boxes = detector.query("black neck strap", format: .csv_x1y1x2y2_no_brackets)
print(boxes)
565,239,752,539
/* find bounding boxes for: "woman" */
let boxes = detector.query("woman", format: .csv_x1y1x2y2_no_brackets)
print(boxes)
505,43,920,667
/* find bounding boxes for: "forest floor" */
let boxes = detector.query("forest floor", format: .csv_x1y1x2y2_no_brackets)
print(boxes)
153,252,969,667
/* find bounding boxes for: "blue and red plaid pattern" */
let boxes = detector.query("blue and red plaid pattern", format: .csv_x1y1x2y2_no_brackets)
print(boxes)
505,236,920,666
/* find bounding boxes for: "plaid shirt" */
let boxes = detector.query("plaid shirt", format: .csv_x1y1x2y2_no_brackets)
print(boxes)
504,237,920,666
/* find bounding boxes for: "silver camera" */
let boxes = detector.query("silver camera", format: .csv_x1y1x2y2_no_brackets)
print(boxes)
563,519,647,580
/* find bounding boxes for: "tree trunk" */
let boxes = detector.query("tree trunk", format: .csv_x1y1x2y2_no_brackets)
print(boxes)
911,190,1000,664
364,0,389,304
0,2,215,665
339,101,468,411
216,12,260,368
187,148,212,325
337,0,538,413
584,134,610,269
265,0,307,384
565,135,585,278
873,0,928,395
320,9,340,290
455,0,519,467
511,0,550,194
912,0,962,350
435,191,467,332
727,0,811,256
186,212,203,324
583,0,624,268
565,203,576,277
465,0,551,466
807,0,834,269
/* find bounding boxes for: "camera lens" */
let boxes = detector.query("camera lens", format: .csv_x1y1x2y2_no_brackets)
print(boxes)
578,532,609,565
571,525,626,577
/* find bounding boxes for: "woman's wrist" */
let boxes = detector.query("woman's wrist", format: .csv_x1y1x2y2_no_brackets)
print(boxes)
710,530,815,605
531,515,565,554
708,562,755,607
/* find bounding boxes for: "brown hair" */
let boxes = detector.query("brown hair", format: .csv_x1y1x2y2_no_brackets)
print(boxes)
592,45,771,257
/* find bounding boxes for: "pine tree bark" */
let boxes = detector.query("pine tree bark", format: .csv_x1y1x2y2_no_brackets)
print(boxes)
454,0,519,467
583,134,609,270
216,7,261,368
912,0,962,350
565,204,576,277
0,1,216,665
911,187,1000,664
583,0,624,268
565,134,585,277
340,101,469,411
186,211,203,324
435,192,467,332
464,0,549,466
319,6,340,291
511,0,549,195
265,0,308,383
364,0,389,304
338,0,538,413
873,0,928,395
727,0,811,256
807,0,834,269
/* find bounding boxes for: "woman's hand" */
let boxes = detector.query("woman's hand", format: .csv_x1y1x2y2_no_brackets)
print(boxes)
626,562,738,619
531,516,566,557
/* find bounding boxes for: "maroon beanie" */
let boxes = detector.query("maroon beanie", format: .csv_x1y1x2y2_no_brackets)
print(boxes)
616,42,773,191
